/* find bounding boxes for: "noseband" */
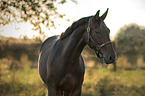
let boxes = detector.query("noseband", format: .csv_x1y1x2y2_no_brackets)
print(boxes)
87,19,112,59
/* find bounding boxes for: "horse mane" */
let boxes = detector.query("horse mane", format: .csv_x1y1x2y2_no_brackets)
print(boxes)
60,16,93,40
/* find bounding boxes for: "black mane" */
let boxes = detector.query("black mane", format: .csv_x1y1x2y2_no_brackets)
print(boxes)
60,16,93,40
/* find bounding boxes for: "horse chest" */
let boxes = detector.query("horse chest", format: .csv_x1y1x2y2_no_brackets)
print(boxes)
58,72,81,92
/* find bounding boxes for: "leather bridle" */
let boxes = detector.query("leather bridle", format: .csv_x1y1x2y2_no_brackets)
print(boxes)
87,19,112,59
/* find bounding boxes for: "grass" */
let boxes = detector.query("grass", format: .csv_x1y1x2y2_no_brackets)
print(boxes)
0,58,47,96
0,58,145,96
0,68,47,96
82,67,145,96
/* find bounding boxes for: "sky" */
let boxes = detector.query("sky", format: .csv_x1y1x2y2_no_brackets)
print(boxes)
0,0,145,39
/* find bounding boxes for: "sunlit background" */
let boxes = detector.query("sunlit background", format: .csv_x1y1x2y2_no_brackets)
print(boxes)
1,0,145,39
0,0,145,96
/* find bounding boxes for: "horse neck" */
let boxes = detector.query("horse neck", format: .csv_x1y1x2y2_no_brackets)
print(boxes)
61,23,87,61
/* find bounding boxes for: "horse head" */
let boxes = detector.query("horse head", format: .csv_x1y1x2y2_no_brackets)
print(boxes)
85,9,117,64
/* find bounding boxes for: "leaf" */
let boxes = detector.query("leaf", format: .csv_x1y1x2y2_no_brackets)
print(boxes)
0,0,75,35
46,3,54,9
59,0,66,4
42,0,47,4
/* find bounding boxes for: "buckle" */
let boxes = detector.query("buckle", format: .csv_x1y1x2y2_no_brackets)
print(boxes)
87,27,90,32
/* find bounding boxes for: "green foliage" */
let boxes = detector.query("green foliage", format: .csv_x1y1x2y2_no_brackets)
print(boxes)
114,23,145,65
115,23,145,55
0,0,77,34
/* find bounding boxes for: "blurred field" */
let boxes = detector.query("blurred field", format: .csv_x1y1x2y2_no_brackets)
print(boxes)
0,58,145,96
0,36,145,96
83,67,145,96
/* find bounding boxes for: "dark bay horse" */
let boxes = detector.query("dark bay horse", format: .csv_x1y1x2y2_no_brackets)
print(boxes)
38,9,117,96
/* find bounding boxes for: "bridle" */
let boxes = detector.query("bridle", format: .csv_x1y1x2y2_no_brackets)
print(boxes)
87,19,112,59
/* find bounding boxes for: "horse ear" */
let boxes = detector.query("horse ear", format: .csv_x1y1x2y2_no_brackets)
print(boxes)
95,10,100,20
101,8,109,20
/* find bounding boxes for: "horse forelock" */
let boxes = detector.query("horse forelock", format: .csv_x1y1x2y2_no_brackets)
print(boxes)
60,16,93,40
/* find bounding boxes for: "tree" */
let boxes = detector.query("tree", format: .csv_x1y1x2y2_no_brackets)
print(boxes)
0,0,77,34
114,23,145,65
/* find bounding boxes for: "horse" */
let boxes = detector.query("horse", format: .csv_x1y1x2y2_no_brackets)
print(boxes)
38,9,117,96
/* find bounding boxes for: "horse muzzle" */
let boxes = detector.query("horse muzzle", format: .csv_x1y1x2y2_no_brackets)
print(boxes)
103,53,117,64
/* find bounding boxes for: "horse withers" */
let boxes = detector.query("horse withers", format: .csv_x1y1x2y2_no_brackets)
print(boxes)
38,9,117,96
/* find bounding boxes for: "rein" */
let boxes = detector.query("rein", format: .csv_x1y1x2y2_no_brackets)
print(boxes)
87,19,112,59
